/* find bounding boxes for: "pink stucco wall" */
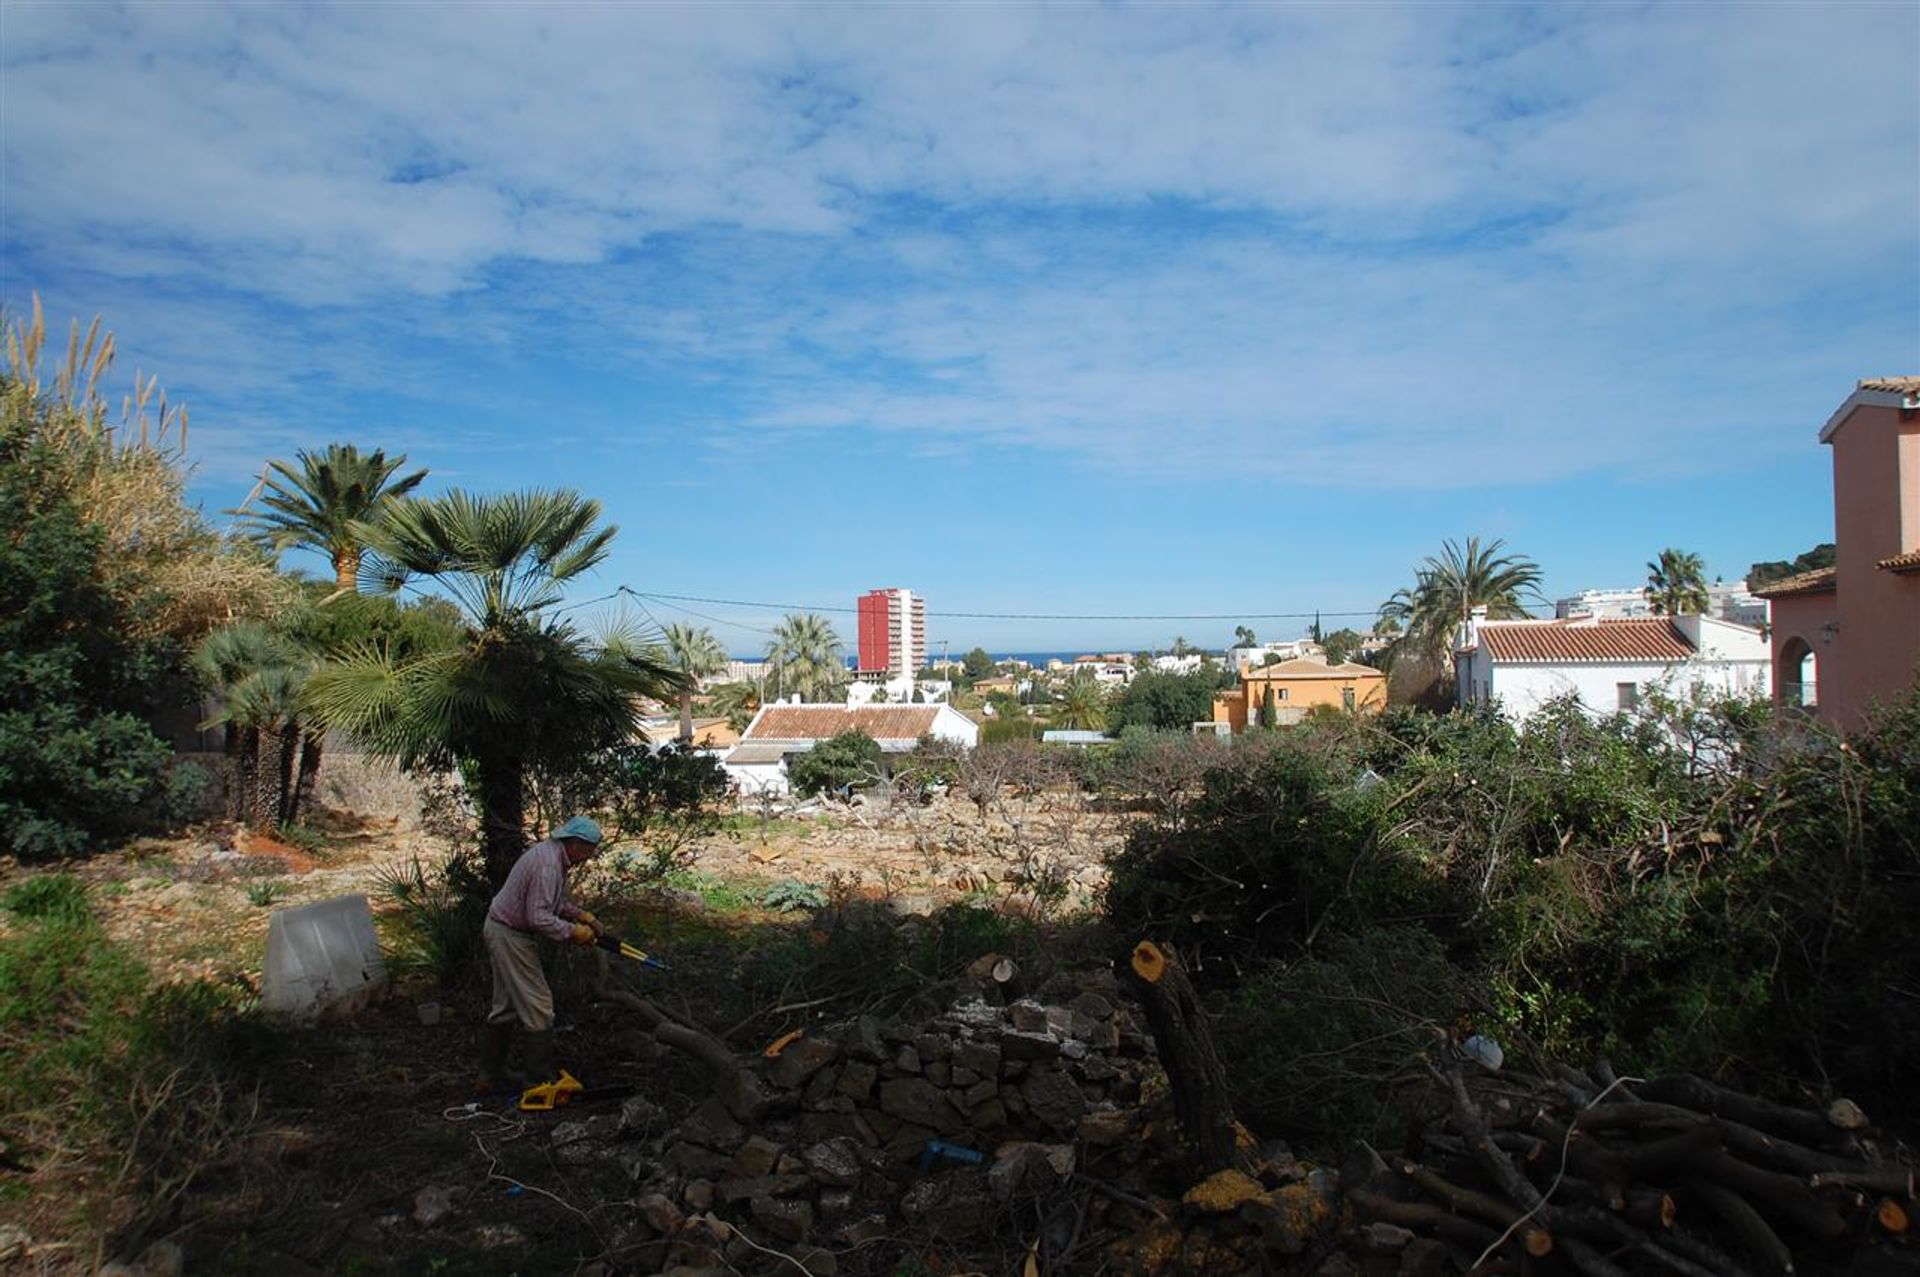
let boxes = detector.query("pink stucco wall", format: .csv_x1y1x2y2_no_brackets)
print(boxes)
1767,590,1836,710
1808,401,1920,729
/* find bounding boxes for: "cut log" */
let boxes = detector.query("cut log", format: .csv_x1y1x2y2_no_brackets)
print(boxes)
1122,940,1243,1174
1347,1187,1502,1253
1689,1179,1794,1277
1622,1188,1678,1231
1826,1099,1869,1132
1878,1197,1910,1235
1698,1152,1848,1240
1574,1102,1871,1177
1636,1076,1836,1148
1399,1161,1525,1227
591,953,770,1121
1807,1168,1916,1195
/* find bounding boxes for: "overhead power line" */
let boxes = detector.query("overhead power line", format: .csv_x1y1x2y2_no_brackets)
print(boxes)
630,590,1377,622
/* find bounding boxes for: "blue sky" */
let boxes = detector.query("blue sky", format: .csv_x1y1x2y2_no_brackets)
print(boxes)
4,2,1916,655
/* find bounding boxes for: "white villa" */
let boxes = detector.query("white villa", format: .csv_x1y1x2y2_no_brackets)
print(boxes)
721,703,979,797
1455,610,1770,723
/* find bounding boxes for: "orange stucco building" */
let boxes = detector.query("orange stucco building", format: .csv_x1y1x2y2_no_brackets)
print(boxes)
1211,657,1387,732
1754,377,1920,730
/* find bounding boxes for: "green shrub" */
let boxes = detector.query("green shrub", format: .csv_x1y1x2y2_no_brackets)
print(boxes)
2,872,94,925
912,903,1037,978
1104,687,1920,1133
373,853,492,988
0,411,180,859
1104,730,1417,974
788,730,884,797
763,879,827,912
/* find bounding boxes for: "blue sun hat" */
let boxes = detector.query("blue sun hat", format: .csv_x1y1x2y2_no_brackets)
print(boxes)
551,816,603,845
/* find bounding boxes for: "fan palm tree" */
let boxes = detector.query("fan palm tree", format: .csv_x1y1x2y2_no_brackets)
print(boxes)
1052,673,1108,731
1646,548,1711,616
707,680,762,733
233,443,427,592
196,622,315,827
662,623,729,742
304,489,682,883
765,612,847,703
1377,536,1544,670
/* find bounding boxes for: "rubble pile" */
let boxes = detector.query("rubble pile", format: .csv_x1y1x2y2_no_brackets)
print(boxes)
576,961,1187,1273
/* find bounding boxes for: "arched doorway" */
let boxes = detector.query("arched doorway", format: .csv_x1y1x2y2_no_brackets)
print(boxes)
1778,636,1817,709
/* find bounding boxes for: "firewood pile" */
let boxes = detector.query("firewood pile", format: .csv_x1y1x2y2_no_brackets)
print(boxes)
1344,1050,1918,1277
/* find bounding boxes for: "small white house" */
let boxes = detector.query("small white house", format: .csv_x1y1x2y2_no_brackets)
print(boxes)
722,703,980,797
1455,611,1771,724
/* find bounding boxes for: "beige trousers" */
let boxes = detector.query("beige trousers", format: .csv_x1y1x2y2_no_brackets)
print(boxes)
484,918,554,1031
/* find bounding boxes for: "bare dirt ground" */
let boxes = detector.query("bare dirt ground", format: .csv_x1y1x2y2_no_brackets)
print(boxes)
3,791,1130,1276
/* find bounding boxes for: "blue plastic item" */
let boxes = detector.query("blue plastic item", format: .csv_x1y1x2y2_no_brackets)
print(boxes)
918,1139,985,1174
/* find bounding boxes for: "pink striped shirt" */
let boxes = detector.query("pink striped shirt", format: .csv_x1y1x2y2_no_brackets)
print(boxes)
487,839,586,943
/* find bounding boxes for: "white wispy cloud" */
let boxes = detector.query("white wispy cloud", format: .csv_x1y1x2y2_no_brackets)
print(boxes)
3,2,1913,490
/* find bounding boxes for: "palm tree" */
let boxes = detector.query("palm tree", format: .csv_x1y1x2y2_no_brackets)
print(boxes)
196,622,314,827
1646,548,1711,616
1171,636,1190,658
662,623,728,743
233,443,427,592
707,680,762,733
765,612,847,703
304,489,682,883
1052,673,1108,731
1378,536,1544,671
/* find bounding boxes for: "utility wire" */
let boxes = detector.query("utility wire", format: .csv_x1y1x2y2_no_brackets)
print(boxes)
628,589,1378,623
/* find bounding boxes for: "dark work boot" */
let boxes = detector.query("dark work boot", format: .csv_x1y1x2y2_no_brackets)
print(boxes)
476,1021,522,1094
521,1029,560,1087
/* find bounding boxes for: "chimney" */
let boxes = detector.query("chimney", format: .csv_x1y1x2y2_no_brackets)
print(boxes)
1459,605,1489,652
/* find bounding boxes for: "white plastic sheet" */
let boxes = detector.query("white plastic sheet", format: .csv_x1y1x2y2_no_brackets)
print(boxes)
260,893,386,1020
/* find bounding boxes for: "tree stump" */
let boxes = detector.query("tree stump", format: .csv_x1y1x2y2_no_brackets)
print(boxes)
1124,940,1245,1174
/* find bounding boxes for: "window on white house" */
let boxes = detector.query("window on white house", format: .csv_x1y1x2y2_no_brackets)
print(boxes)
1617,682,1639,710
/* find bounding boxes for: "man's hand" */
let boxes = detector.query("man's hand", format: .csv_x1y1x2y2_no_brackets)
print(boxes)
576,909,602,932
569,923,597,947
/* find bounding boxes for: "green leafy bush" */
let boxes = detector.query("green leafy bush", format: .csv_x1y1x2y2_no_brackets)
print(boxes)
763,878,827,912
1106,688,1920,1133
788,729,884,797
0,430,178,857
912,902,1037,979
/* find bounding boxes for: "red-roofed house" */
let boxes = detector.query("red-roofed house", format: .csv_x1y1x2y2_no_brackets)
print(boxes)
1753,378,1920,728
1454,612,1769,723
722,702,979,796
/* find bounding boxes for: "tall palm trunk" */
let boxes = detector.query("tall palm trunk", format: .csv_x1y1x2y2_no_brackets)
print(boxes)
274,724,301,827
237,726,262,826
471,749,527,887
679,690,694,743
292,728,325,824
224,724,244,821
332,547,361,593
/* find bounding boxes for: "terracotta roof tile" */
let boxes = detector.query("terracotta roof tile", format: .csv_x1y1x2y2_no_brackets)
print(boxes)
1751,566,1839,597
1474,617,1694,664
745,705,942,742
1859,376,1920,395
1878,549,1920,573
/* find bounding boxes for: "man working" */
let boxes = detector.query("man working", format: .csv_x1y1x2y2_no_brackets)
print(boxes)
478,815,606,1093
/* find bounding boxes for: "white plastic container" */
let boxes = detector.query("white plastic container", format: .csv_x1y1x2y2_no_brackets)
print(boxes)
260,893,386,1021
